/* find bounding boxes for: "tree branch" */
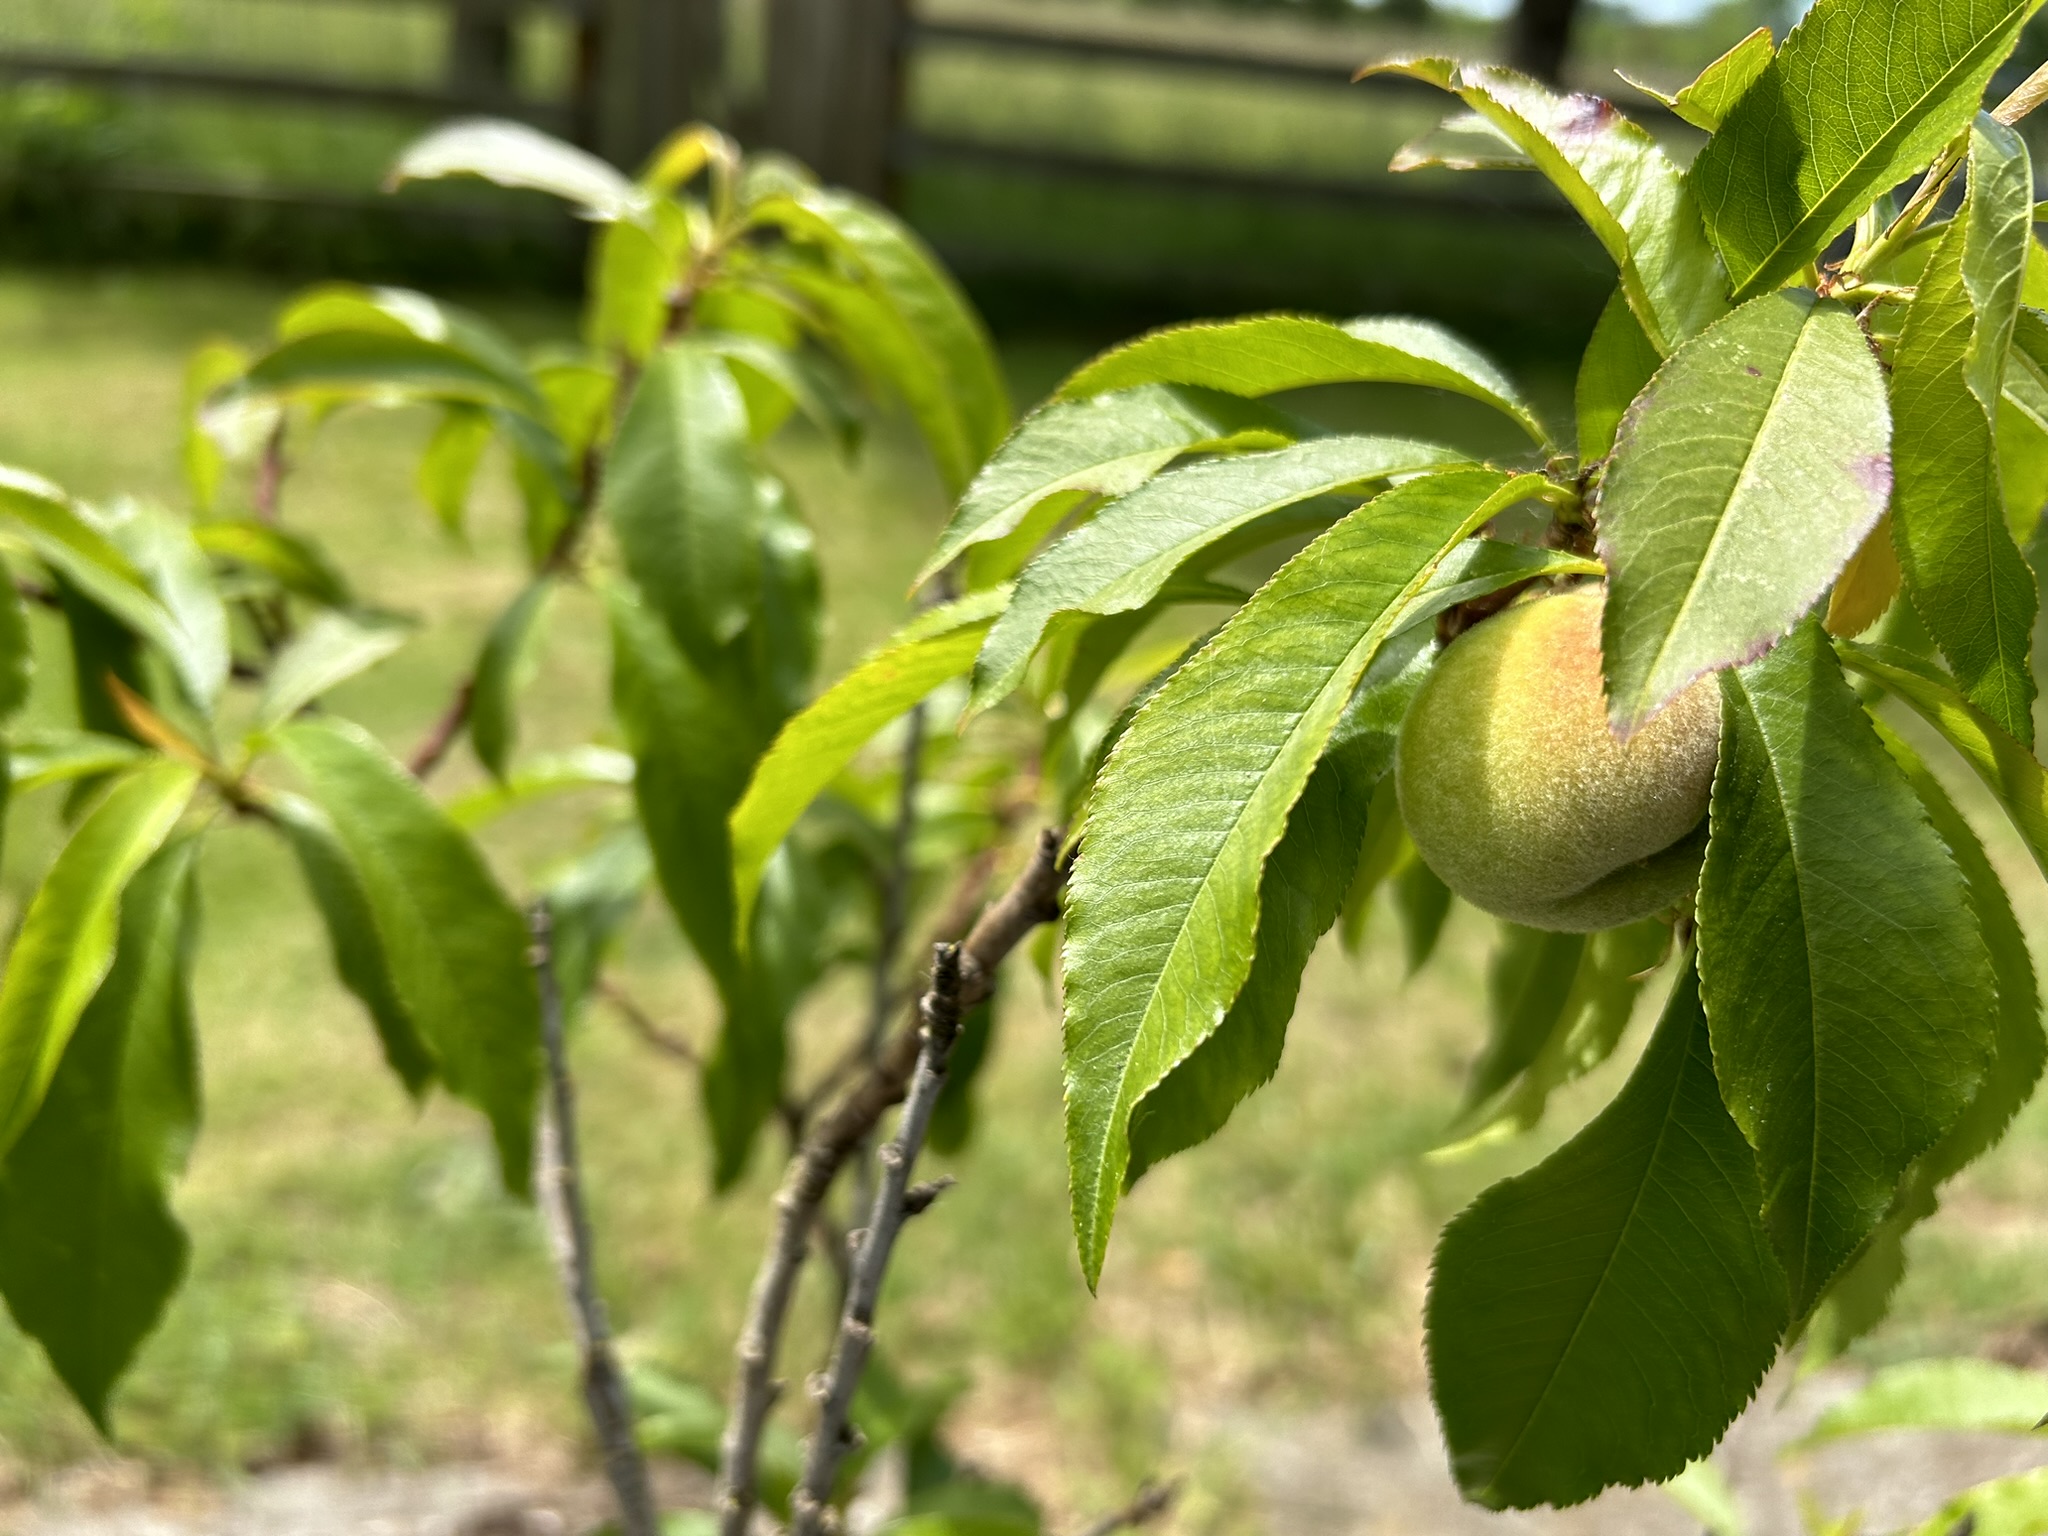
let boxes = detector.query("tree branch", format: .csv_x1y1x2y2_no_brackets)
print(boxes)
787,943,968,1534
1073,1481,1179,1536
530,905,661,1536
406,676,475,781
601,977,703,1067
713,828,1067,1536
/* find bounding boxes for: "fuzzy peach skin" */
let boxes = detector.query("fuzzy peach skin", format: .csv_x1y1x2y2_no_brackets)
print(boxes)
1394,587,1720,932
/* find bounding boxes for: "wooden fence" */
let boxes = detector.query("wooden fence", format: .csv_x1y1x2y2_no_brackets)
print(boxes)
0,0,1667,208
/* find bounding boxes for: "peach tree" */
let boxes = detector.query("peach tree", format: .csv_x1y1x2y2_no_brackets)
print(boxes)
753,0,2048,1511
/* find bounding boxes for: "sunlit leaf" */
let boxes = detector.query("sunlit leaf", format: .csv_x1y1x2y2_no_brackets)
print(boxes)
1057,312,1549,445
0,761,197,1162
1801,1358,2048,1448
388,118,647,223
1670,26,1773,131
0,837,201,1430
1123,632,1430,1184
1062,468,1532,1285
1692,0,2036,298
1599,290,1890,736
418,405,494,539
254,610,412,730
972,436,1470,713
1365,60,1726,353
729,590,1006,938
1891,116,2038,743
193,519,353,608
918,385,1304,588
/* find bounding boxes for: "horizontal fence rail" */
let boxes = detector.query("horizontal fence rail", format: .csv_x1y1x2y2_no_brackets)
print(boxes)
0,49,574,131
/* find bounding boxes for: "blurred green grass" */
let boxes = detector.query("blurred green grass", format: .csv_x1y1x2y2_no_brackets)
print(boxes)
1,267,2047,1528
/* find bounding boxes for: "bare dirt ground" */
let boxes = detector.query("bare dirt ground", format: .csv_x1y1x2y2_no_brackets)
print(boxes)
6,1368,2043,1536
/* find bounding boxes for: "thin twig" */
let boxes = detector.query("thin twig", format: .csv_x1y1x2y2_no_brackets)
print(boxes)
602,977,703,1067
406,676,475,781
787,943,968,1535
529,905,660,1536
713,829,1067,1536
1073,1480,1180,1536
253,418,286,525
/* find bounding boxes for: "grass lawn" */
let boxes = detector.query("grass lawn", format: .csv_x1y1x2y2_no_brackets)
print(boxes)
0,266,2045,1529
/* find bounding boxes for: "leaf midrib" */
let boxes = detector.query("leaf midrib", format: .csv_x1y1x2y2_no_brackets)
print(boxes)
1733,672,1826,1305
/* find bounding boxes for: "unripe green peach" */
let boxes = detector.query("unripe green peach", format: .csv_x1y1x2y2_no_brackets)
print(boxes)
1393,587,1719,932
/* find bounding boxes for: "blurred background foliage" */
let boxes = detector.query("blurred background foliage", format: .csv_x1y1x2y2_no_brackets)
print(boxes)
4,0,2048,1528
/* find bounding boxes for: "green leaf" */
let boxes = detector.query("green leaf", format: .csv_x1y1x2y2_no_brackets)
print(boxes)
1365,60,1726,353
0,760,197,1161
1464,926,1588,1116
1837,639,2048,878
193,520,352,608
242,330,543,418
1671,26,1774,131
0,553,32,723
1453,921,1670,1145
253,610,412,731
1799,1358,2048,1447
1122,638,1427,1184
93,500,230,713
418,405,494,539
972,436,1470,713
603,339,764,664
469,577,555,780
1803,720,2044,1366
0,468,186,684
9,730,145,794
1905,1467,2048,1536
917,385,1303,588
0,837,200,1431
1056,313,1549,445
448,745,634,830
1660,1461,1747,1536
389,118,648,223
1393,857,1454,975
543,825,651,1022
729,590,1006,938
756,190,1008,494
589,210,687,364
276,720,541,1194
1698,621,1997,1316
1391,111,1535,173
1428,958,1787,1508
1575,288,1661,462
607,584,757,993
1891,117,2038,743
271,791,436,1098
747,479,823,731
1062,467,1535,1285
1692,0,2036,299
181,339,252,513
1391,539,1604,638
1599,290,1891,736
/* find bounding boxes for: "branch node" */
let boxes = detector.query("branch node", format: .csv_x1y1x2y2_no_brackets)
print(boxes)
903,1176,956,1217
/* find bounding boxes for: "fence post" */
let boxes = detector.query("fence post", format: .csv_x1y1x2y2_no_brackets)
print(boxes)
763,0,905,199
449,0,516,104
592,0,726,169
